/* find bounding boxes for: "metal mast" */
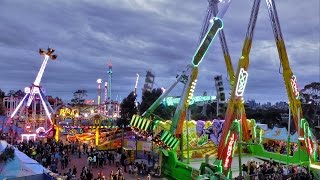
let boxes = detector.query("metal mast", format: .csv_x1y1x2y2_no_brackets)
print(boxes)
134,73,139,96
107,63,113,101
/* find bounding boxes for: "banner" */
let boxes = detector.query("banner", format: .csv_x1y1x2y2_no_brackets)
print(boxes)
126,140,136,149
142,142,152,151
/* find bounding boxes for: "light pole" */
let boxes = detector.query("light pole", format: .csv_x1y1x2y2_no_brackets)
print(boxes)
238,111,243,177
97,79,102,114
286,103,291,166
297,107,302,166
96,79,102,146
186,108,190,164
216,97,219,117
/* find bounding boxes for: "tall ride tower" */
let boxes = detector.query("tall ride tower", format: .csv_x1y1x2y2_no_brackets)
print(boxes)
107,63,112,101
8,48,57,135
142,71,155,94
104,82,108,115
97,79,102,113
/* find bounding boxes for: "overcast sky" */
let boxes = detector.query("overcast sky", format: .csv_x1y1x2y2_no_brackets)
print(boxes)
0,0,319,104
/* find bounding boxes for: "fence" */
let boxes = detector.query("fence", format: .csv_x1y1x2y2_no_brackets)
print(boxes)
234,172,315,180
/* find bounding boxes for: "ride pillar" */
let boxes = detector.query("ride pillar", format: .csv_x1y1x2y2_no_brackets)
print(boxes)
95,127,99,146
94,115,101,146
54,125,59,141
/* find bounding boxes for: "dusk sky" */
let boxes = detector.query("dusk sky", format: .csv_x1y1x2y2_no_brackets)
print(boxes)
0,0,319,104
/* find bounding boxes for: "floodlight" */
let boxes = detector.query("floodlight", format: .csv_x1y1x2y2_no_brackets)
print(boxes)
51,54,57,60
39,48,45,55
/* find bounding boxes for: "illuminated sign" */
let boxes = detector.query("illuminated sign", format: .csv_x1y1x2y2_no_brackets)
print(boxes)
290,75,300,99
62,126,83,135
235,68,248,97
24,87,30,93
224,133,236,169
91,114,102,127
164,96,216,106
33,87,40,93
59,108,79,119
307,137,313,155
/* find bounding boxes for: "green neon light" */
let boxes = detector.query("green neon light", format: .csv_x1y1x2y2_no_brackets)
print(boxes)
197,134,209,146
171,139,179,150
153,120,160,130
161,131,170,141
300,118,317,160
136,117,143,128
252,119,257,139
167,137,175,147
144,120,151,131
234,120,241,134
192,18,224,67
131,115,136,126
164,95,216,106
140,119,146,129
133,116,140,127
227,171,231,179
259,128,263,143
130,115,136,126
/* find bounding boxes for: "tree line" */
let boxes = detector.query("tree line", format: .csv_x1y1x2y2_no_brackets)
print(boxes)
1,82,318,138
118,82,320,138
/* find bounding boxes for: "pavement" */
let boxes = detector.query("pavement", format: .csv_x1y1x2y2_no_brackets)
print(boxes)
56,153,167,180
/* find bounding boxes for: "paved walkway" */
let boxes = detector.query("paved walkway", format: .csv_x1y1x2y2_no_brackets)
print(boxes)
56,153,166,180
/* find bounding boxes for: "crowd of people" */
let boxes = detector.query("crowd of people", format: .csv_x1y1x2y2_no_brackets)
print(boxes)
236,159,314,180
263,140,297,155
2,130,319,179
3,137,157,180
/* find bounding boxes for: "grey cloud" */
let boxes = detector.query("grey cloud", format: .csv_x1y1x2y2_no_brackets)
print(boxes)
0,0,318,103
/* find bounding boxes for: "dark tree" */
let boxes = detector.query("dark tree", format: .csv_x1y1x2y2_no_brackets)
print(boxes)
300,82,320,126
47,96,64,106
190,103,206,120
0,89,5,115
246,107,285,129
14,90,25,97
300,82,320,139
117,91,138,128
140,88,172,120
70,90,87,106
7,90,16,96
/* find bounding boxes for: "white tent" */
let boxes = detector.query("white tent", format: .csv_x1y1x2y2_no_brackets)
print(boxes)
0,140,46,179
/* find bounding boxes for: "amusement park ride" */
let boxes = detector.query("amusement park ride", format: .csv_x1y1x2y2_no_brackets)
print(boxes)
131,0,319,179
7,48,57,136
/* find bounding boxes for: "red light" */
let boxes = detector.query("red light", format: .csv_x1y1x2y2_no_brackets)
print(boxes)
223,133,236,169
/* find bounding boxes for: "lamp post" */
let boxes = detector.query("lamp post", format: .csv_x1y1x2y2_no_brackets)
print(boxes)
298,107,302,166
97,79,102,114
286,103,291,166
238,111,243,177
186,108,190,164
